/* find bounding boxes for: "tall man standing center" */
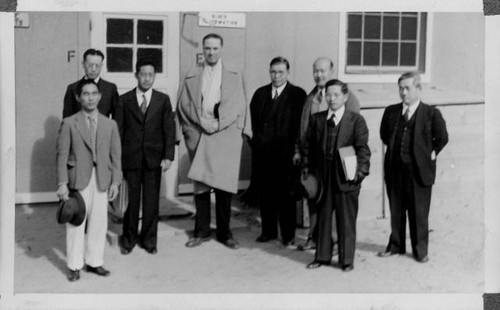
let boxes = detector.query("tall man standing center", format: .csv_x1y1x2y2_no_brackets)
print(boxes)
378,72,448,263
295,57,361,251
177,33,252,250
119,59,176,255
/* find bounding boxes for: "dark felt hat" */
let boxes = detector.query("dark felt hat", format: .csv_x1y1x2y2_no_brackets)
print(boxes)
56,190,86,226
300,171,323,205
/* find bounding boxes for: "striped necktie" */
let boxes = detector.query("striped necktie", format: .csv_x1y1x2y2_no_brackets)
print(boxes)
140,94,148,115
88,116,97,163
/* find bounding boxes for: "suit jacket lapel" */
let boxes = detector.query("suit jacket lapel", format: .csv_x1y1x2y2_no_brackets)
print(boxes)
336,111,354,149
413,101,425,136
185,66,203,115
221,64,236,106
96,114,107,154
145,91,161,124
75,111,92,152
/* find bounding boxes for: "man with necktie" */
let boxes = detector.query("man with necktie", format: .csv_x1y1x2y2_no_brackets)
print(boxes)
118,59,176,255
249,57,306,246
303,79,370,271
62,48,122,131
378,71,448,263
294,57,361,251
56,79,122,281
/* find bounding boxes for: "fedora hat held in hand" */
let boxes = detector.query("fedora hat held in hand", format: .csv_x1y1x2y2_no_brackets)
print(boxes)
56,190,86,226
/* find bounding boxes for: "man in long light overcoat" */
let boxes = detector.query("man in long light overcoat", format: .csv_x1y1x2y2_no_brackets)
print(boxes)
177,33,252,250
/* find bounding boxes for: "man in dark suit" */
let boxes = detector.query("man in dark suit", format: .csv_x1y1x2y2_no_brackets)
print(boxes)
295,57,361,251
118,59,176,255
303,79,370,271
250,57,306,246
62,49,122,131
57,79,122,281
378,71,448,263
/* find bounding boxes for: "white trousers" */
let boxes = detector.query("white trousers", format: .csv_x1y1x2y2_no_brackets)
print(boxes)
66,168,108,270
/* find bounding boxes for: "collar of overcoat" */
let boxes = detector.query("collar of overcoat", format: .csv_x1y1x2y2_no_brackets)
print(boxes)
184,61,240,118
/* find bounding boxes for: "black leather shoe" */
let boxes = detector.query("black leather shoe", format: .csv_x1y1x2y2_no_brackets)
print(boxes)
185,237,211,248
377,251,398,257
297,238,316,251
282,240,295,247
306,261,330,269
255,235,275,243
67,269,80,282
416,256,429,263
85,265,110,277
221,238,239,250
342,264,354,272
119,236,133,255
145,246,157,254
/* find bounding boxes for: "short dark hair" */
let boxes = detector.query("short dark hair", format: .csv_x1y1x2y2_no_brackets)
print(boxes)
270,57,290,70
76,79,99,96
83,49,105,61
325,79,348,95
398,71,422,89
135,58,157,73
203,33,224,46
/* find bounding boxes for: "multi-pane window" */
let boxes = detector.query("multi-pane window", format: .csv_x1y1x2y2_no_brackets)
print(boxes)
345,12,427,74
105,17,165,73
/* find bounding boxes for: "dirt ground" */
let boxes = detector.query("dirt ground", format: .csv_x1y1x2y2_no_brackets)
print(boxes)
14,180,483,297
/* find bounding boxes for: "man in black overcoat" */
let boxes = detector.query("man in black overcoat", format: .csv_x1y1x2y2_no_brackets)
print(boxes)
249,57,306,246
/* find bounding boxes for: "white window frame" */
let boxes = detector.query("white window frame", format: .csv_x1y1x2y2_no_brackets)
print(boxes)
338,12,433,83
90,12,179,94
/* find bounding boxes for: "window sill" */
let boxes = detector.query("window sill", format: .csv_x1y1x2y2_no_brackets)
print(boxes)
351,83,484,109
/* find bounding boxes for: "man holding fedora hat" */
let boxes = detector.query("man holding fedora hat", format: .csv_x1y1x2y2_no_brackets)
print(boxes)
57,79,122,282
302,79,370,272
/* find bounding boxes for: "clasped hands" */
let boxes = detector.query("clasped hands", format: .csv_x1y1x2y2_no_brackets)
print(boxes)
199,116,219,134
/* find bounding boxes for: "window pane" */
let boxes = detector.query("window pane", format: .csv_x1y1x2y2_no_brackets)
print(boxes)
107,48,133,72
382,43,398,65
400,43,416,66
401,17,417,40
347,42,362,65
348,14,362,39
107,19,133,44
137,20,163,45
383,16,399,40
364,15,381,39
363,42,380,66
137,48,163,73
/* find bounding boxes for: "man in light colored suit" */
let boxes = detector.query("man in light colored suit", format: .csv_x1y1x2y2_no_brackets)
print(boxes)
177,33,252,250
57,79,122,282
295,57,361,251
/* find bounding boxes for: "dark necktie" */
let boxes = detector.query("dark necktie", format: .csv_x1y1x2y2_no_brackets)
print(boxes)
327,113,336,127
403,107,410,121
140,94,148,115
317,89,323,103
273,89,279,101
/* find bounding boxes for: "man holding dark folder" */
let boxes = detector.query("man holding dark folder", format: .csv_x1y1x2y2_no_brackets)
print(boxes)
378,72,448,263
303,79,370,271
